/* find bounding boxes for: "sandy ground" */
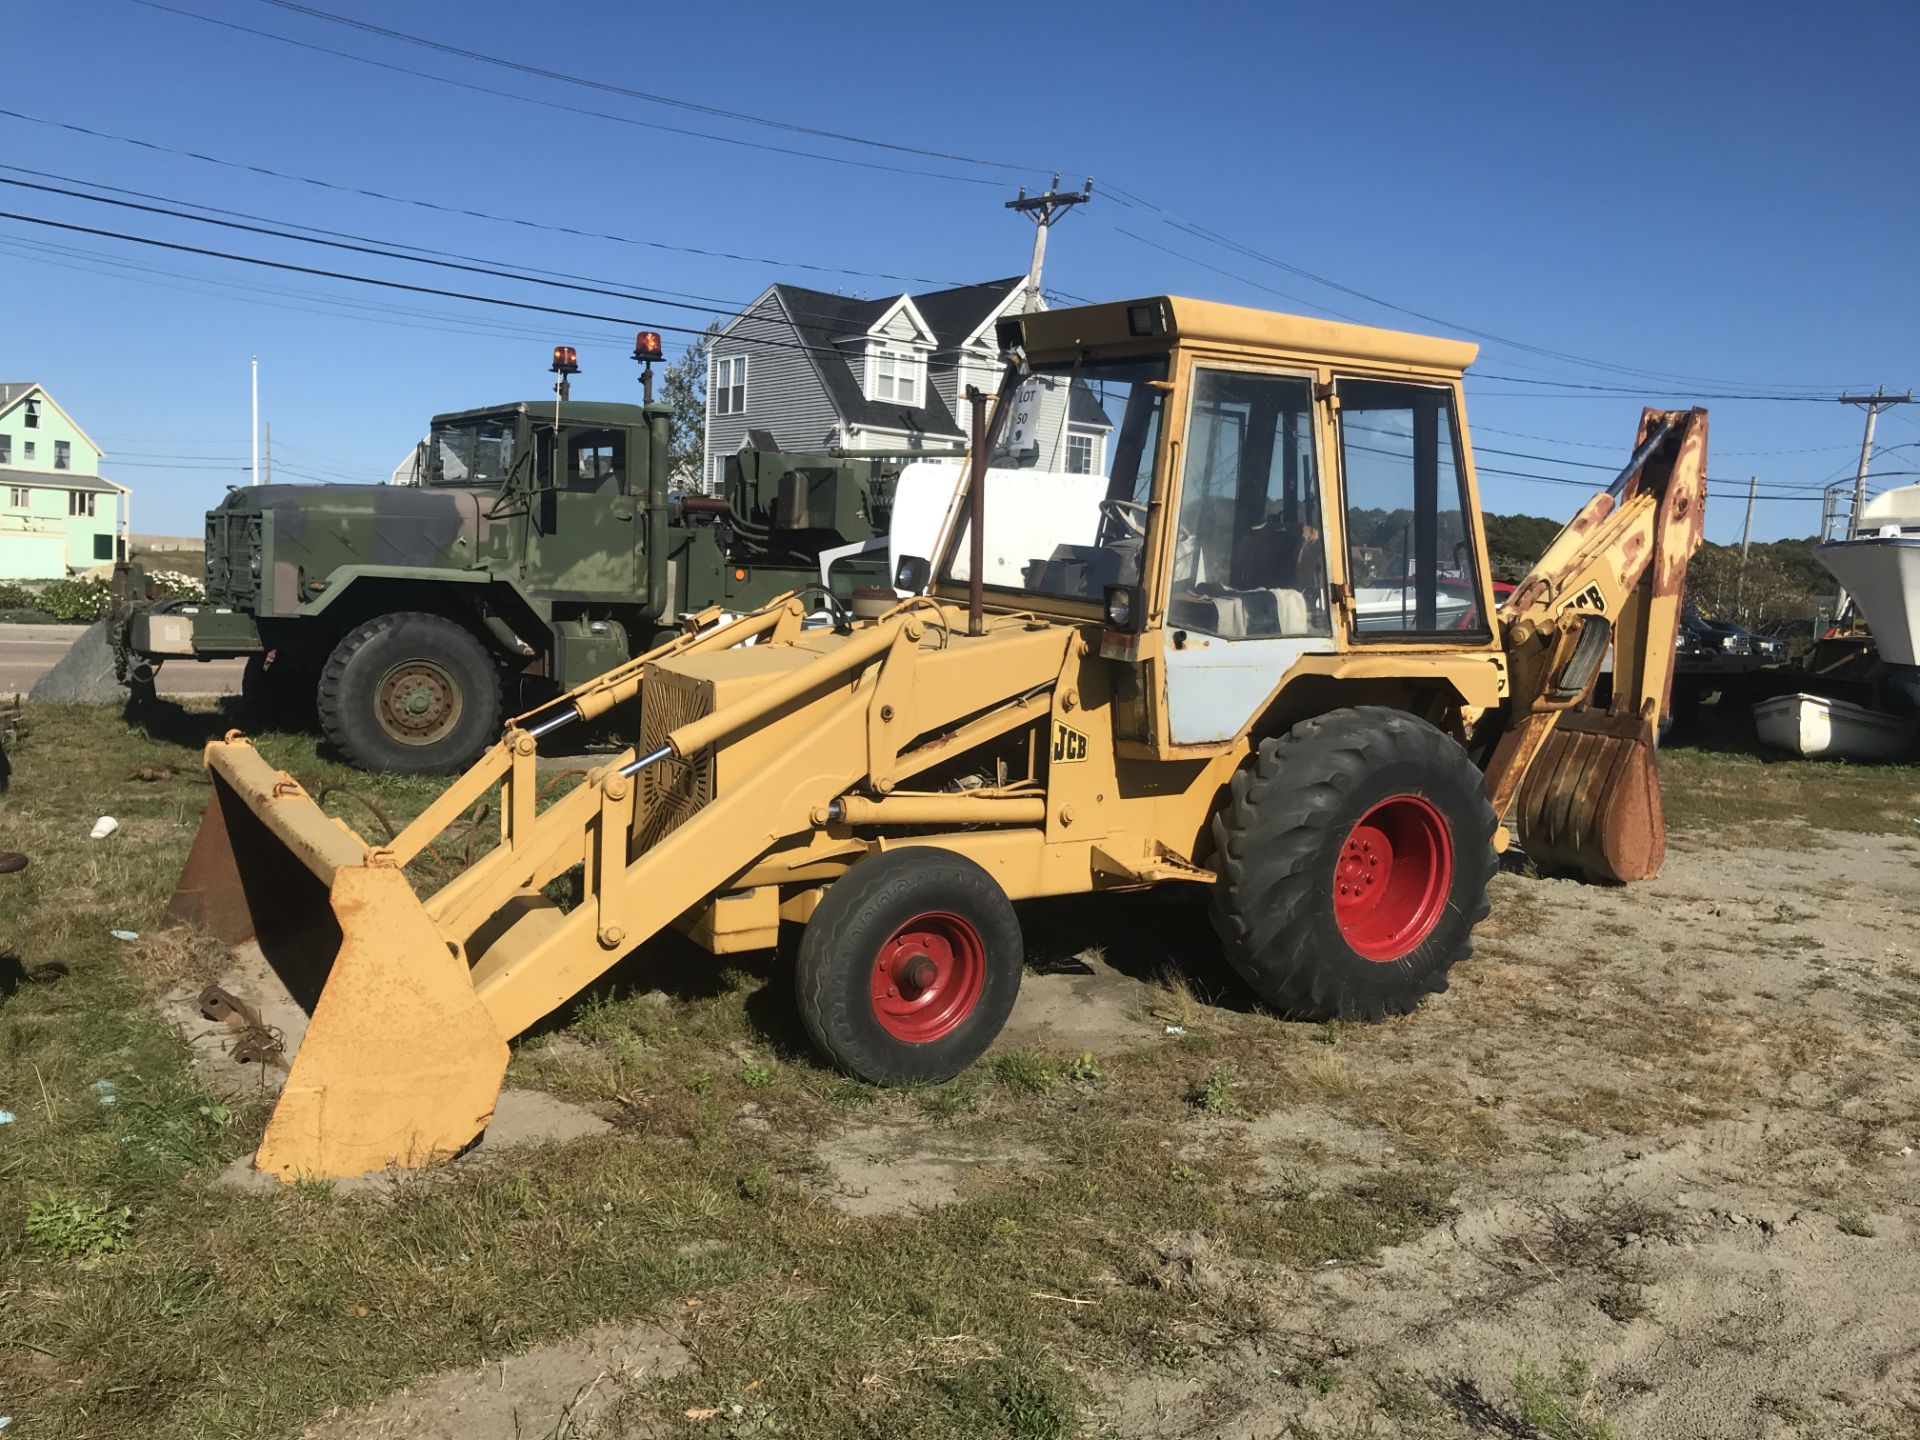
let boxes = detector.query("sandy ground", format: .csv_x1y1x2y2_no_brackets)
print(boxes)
167,825,1920,1438
1085,830,1920,1439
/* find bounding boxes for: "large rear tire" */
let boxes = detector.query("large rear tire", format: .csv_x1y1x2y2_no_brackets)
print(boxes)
796,848,1024,1085
1209,706,1497,1020
317,612,502,774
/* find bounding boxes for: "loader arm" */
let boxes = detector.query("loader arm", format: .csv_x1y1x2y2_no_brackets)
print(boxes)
169,593,1075,1179
1480,407,1709,882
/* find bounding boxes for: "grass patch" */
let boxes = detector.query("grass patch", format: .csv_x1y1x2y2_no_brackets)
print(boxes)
1,703,1476,1437
1659,743,1920,840
1512,1353,1615,1440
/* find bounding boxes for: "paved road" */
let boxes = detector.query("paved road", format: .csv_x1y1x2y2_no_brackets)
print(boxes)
0,622,245,698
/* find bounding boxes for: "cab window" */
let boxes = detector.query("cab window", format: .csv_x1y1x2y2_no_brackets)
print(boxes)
1166,369,1329,640
1336,379,1485,638
565,429,624,493
940,356,1168,604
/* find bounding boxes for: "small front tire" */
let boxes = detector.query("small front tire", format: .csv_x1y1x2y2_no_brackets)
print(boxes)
796,848,1024,1085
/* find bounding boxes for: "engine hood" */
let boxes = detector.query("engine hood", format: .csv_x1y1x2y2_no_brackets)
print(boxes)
213,483,491,570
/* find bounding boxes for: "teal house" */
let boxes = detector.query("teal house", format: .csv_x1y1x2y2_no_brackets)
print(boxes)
0,383,126,579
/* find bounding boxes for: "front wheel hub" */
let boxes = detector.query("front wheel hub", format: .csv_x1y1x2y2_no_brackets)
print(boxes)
1333,794,1453,962
375,659,463,746
870,913,985,1043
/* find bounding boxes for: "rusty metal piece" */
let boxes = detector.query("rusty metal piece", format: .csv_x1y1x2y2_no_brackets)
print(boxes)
1515,708,1664,883
196,983,289,1071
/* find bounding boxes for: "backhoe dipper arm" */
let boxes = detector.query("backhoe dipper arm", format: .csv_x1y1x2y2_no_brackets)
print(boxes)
1480,407,1708,882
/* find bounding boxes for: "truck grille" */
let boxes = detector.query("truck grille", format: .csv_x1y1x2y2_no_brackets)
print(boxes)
204,511,261,605
634,667,715,851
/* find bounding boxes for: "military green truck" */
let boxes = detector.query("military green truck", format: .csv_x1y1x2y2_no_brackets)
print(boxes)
115,397,927,773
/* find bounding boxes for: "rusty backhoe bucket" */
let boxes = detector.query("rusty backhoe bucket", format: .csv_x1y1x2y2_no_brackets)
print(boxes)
167,736,509,1180
1514,708,1665,884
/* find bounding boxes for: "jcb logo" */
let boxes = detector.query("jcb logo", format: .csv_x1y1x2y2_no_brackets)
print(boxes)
1052,722,1089,764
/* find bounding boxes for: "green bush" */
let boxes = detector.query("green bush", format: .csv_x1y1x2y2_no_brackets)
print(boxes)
0,581,35,610
36,577,113,622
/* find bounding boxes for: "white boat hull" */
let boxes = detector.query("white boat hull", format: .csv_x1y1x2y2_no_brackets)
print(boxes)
1816,536,1920,665
1752,692,1918,761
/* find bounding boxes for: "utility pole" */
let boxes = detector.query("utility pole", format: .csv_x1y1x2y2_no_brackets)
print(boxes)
250,354,259,487
262,421,271,487
1006,174,1092,313
1841,388,1914,537
1834,388,1914,617
1735,474,1757,619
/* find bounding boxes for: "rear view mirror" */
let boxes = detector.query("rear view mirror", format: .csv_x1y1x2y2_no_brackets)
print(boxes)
894,554,931,593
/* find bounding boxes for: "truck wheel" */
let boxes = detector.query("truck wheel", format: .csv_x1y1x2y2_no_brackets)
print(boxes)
796,848,1023,1085
317,612,502,774
1209,706,1497,1021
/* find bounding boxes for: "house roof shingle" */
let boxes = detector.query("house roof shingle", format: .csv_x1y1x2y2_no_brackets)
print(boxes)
759,277,1026,440
0,466,120,494
0,383,41,409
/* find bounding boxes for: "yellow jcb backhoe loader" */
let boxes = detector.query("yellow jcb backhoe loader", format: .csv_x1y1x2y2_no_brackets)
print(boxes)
164,295,1707,1181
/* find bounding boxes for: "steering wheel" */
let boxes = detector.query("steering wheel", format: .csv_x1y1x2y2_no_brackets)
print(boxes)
1100,498,1149,538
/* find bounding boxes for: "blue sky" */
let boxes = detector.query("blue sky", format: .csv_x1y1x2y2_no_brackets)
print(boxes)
4,0,1916,539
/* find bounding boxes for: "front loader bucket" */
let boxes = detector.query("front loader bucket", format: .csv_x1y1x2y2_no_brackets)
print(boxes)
168,739,509,1181
1514,709,1666,884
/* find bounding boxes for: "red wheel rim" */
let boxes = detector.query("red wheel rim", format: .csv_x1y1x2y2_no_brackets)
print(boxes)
1333,795,1453,962
870,911,986,1043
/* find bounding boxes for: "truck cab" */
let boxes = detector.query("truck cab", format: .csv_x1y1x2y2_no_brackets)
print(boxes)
119,392,895,773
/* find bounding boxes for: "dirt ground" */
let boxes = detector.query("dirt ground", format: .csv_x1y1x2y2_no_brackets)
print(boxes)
176,823,1920,1439
11,702,1920,1439
1079,828,1920,1438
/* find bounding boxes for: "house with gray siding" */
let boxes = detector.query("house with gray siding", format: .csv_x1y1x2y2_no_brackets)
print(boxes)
701,278,1110,492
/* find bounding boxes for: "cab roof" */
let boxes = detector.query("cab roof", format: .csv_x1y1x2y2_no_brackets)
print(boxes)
429,399,662,428
1015,296,1479,377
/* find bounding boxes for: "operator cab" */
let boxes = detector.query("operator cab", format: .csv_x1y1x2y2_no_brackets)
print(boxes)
933,298,1489,648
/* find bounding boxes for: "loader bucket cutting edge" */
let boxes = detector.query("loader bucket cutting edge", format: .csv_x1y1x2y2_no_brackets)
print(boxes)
170,743,510,1182
1514,709,1665,884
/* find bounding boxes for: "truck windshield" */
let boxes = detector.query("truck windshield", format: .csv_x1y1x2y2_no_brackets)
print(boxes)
939,355,1169,606
427,418,517,488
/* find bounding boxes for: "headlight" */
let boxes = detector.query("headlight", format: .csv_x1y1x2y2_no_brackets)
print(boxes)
1103,583,1141,632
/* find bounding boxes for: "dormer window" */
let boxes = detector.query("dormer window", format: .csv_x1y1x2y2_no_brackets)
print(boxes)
870,345,917,406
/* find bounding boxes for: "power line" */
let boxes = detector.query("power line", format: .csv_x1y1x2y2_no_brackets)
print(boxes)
0,200,1029,381
2,162,759,310
0,231,640,354
0,107,973,291
1471,422,1857,459
126,0,1013,189
1101,182,1867,397
250,0,1037,175
0,207,922,375
0,172,746,322
117,2,1884,402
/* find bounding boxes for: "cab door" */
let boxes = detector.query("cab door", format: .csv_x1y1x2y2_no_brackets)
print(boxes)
524,424,639,600
1158,365,1338,744
1330,378,1490,644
